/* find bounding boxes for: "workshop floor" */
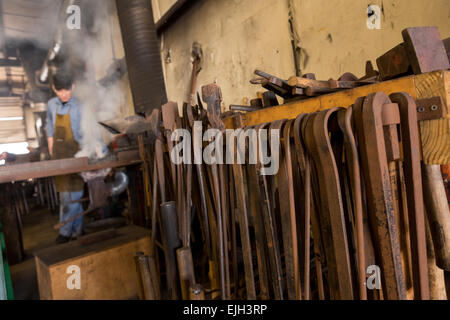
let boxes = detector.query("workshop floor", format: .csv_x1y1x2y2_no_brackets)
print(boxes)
9,207,59,300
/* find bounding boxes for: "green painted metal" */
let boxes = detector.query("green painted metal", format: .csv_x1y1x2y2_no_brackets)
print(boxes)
0,222,14,300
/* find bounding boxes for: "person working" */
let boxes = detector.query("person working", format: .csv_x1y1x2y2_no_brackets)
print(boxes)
46,72,85,244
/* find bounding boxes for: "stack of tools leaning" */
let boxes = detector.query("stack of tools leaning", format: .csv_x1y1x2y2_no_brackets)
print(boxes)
132,26,450,300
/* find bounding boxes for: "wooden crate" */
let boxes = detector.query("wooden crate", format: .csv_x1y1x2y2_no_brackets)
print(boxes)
35,225,151,300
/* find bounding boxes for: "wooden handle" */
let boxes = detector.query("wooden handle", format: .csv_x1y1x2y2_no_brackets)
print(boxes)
53,207,94,230
422,164,450,271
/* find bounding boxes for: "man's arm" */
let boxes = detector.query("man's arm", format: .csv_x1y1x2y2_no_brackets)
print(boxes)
71,100,83,145
47,137,54,157
45,100,54,156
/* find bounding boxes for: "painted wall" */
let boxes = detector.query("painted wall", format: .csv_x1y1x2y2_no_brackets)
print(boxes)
291,0,450,79
154,0,450,111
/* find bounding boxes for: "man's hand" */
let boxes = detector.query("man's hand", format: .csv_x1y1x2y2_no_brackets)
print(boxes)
0,152,7,161
47,137,54,157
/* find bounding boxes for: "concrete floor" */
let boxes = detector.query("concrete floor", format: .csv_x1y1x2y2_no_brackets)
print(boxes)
9,208,59,300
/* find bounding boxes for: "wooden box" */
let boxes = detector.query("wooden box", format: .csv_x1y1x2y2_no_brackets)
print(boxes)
35,225,151,300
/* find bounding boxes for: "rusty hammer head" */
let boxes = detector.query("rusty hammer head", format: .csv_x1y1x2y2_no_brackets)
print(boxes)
191,41,203,62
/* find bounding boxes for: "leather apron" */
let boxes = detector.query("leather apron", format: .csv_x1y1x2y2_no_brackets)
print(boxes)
52,107,84,192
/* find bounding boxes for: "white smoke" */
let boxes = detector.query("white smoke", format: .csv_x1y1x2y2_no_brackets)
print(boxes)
11,0,128,159
69,0,126,159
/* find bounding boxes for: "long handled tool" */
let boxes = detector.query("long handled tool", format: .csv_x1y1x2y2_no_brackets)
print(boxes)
337,106,367,300
304,108,354,300
390,92,429,299
353,93,407,300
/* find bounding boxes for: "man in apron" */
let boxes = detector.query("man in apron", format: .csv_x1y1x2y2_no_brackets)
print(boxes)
45,72,85,244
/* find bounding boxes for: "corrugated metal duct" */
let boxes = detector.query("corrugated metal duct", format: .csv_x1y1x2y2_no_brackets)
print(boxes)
116,0,167,115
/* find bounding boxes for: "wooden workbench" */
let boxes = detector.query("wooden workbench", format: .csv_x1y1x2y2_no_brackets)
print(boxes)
223,70,450,164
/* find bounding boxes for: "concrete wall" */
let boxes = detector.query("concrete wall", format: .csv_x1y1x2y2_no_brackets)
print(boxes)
154,0,450,111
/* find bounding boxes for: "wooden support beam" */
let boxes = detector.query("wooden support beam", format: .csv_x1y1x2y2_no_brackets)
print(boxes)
0,150,141,184
155,0,194,33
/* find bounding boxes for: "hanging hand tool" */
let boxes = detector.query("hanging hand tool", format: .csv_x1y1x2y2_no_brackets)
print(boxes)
253,122,284,299
293,114,312,299
337,106,367,300
202,83,231,299
304,108,354,300
271,119,298,300
297,113,327,300
353,93,407,300
389,92,429,299
244,127,270,299
161,101,179,194
230,113,256,300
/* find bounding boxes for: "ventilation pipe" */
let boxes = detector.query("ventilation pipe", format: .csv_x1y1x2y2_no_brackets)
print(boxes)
109,171,129,196
115,0,167,115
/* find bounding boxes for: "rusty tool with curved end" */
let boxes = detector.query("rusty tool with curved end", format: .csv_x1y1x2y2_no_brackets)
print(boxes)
254,122,284,300
244,124,270,300
299,112,327,300
304,108,354,300
202,83,230,299
282,119,302,299
231,117,256,300
270,119,298,300
389,92,429,300
293,113,324,300
337,106,367,300
353,92,407,300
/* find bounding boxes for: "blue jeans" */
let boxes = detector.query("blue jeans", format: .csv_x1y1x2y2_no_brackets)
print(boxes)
59,190,84,238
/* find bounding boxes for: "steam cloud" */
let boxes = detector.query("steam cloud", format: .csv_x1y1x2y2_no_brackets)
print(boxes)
68,0,126,159
14,0,128,159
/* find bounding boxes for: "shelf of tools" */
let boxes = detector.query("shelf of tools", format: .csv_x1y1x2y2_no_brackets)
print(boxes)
134,26,450,300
